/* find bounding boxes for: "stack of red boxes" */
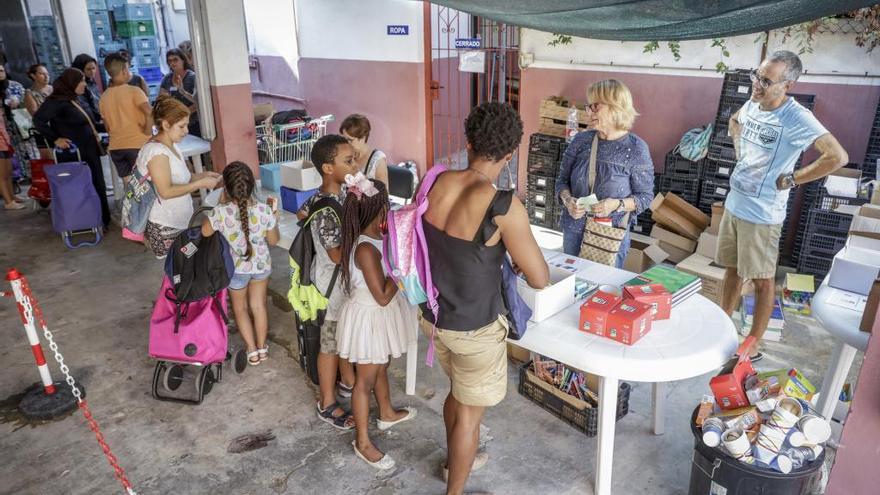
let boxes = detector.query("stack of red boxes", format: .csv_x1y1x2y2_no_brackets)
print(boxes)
579,284,674,345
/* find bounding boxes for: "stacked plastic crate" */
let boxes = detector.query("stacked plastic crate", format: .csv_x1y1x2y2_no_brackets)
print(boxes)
656,151,702,205
29,16,65,79
114,1,162,99
861,97,880,181
526,133,567,230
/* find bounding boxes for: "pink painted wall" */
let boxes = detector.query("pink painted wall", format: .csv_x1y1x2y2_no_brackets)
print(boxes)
517,67,880,192
825,319,879,495
248,54,306,110
210,83,260,174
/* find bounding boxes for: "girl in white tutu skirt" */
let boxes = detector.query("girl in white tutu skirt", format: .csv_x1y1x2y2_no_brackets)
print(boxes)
337,173,417,470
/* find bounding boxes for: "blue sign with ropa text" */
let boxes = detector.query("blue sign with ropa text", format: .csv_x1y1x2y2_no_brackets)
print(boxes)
454,37,481,49
387,25,409,35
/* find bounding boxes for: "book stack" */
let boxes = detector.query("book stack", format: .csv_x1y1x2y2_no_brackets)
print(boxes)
739,295,785,342
624,265,702,307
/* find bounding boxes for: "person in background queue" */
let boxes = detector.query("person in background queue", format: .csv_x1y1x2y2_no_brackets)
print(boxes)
160,48,199,137
117,50,151,97
0,63,26,209
720,50,848,361
71,54,104,132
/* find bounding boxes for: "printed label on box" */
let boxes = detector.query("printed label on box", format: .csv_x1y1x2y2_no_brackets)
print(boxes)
719,167,729,175
716,187,728,196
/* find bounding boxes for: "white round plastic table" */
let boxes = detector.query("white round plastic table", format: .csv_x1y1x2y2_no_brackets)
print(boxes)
177,135,212,199
811,277,871,422
511,261,738,495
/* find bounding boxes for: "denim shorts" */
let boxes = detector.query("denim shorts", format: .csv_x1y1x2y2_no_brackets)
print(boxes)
229,270,271,290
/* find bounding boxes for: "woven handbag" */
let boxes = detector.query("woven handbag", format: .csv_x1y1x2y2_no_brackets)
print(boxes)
578,133,629,266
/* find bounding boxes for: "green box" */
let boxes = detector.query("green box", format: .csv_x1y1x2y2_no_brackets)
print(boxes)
115,20,155,37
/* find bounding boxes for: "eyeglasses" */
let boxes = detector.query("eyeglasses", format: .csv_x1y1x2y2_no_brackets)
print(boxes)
749,69,786,90
588,102,602,113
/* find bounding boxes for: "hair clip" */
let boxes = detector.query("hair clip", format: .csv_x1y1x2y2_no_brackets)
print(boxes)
344,172,378,199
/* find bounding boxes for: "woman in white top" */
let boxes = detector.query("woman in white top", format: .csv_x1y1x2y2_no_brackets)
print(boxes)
340,114,389,188
136,95,220,258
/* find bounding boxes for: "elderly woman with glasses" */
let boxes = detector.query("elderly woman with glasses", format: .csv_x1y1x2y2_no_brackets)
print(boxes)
554,79,655,268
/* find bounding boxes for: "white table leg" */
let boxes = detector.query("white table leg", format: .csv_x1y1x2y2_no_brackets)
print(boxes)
816,340,858,421
405,339,417,396
596,376,619,495
652,382,666,435
191,154,206,200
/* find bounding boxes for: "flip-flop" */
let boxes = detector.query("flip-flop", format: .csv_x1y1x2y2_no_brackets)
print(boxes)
352,441,396,470
377,406,417,431
316,401,354,430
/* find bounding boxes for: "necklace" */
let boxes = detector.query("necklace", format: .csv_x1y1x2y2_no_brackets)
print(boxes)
468,167,492,184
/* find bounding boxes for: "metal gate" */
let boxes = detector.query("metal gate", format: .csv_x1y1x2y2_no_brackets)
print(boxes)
424,3,520,185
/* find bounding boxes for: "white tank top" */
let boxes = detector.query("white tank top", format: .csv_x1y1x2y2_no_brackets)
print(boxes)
348,235,384,289
364,149,386,180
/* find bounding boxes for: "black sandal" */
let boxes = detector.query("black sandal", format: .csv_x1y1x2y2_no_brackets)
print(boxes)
316,401,354,430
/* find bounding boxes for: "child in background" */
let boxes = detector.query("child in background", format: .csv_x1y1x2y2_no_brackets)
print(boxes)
336,173,417,469
99,53,153,183
202,162,279,365
297,135,357,429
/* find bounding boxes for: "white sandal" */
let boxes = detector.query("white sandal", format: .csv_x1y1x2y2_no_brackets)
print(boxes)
377,406,417,431
352,441,396,470
258,345,269,362
247,350,261,366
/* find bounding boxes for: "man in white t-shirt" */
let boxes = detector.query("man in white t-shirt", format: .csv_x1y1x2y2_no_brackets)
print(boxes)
717,50,848,360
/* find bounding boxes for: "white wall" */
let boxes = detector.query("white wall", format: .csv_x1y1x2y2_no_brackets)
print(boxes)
295,0,423,62
521,27,880,85
57,0,96,61
201,0,250,86
243,0,297,61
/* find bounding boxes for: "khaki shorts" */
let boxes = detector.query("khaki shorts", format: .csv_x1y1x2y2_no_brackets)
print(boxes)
716,211,781,280
420,316,509,407
319,319,338,354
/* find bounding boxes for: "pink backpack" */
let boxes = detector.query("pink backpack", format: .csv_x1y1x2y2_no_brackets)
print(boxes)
149,275,229,365
383,165,446,364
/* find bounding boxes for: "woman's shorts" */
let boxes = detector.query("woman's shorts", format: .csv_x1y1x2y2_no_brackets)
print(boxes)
229,270,271,290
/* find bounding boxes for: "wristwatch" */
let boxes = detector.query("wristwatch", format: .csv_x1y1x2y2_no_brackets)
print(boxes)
780,173,797,190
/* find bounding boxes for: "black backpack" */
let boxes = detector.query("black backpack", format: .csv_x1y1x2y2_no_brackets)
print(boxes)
164,208,235,330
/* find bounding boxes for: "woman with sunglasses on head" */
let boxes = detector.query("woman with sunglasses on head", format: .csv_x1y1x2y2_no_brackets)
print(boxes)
160,48,199,137
555,79,655,268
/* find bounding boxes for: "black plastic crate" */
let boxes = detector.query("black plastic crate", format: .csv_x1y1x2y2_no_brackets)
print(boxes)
806,208,853,234
720,70,753,100
711,122,733,147
527,152,560,177
663,152,703,178
707,142,738,162
526,203,561,229
526,188,559,210
703,159,736,180
813,190,867,211
790,93,816,111
716,95,749,122
518,362,630,437
527,174,556,194
701,179,730,202
657,175,699,204
797,253,833,279
632,211,654,235
802,232,847,256
529,133,567,161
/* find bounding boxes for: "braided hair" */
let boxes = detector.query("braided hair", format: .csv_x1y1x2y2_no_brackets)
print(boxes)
340,179,389,294
222,161,256,260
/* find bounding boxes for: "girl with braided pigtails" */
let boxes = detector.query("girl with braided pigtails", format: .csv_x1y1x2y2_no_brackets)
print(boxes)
202,161,280,366
335,173,417,470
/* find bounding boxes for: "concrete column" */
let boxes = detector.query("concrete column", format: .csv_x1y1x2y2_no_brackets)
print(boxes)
191,0,258,173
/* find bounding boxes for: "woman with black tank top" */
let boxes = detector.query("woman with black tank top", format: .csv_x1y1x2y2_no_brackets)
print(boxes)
420,102,549,495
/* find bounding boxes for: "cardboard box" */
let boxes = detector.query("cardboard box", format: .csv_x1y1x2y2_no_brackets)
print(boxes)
677,254,726,304
696,232,719,259
579,291,621,337
623,283,671,320
850,204,880,240
710,338,758,410
507,343,531,364
824,168,861,198
259,162,282,193
861,278,880,332
758,368,816,401
650,224,697,263
829,236,880,295
707,202,724,236
605,300,654,345
280,160,322,191
650,192,710,240
517,266,576,322
623,233,669,273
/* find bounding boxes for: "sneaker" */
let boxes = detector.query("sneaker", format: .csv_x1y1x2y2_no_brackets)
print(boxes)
4,202,26,210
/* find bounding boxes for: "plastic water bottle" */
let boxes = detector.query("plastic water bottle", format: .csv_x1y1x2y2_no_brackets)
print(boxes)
566,106,579,143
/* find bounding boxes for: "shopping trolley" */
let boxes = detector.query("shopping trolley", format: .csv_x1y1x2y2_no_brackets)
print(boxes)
255,114,334,164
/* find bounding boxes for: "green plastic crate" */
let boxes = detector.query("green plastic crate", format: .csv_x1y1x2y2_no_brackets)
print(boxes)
115,20,155,37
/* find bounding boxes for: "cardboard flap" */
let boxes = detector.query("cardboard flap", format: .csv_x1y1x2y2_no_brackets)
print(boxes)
644,242,669,264
650,192,710,240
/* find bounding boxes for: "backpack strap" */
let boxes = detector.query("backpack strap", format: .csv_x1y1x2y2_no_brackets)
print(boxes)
415,165,447,204
324,265,341,299
364,150,378,177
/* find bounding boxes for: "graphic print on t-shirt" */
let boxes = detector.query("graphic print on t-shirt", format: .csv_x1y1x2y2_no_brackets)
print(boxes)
730,116,782,198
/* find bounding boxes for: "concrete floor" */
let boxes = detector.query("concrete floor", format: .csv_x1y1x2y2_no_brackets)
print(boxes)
0,205,863,495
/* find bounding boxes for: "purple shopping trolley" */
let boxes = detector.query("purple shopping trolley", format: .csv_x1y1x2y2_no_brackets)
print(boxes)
44,146,103,249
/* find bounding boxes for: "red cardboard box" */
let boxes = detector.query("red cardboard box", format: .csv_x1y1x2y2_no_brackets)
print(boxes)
605,300,654,345
579,291,621,337
623,283,672,321
710,337,758,410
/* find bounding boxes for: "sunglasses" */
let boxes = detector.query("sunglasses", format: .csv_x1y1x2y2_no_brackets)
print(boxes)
749,69,787,90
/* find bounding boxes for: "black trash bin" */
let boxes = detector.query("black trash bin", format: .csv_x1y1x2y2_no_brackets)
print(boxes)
688,407,824,495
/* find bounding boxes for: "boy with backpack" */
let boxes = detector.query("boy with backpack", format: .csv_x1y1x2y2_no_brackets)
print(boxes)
296,135,358,429
99,52,152,184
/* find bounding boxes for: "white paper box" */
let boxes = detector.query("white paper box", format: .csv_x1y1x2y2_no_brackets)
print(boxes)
517,266,575,322
824,168,861,198
280,160,322,191
829,245,880,295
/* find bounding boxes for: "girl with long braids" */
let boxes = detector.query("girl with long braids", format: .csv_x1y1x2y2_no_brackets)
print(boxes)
202,161,279,366
335,172,417,470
